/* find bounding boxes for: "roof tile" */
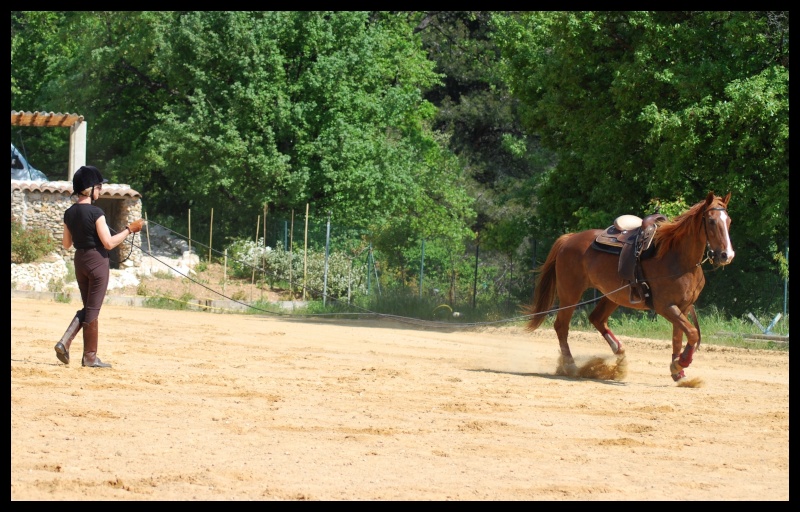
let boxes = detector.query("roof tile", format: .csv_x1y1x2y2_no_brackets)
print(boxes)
11,180,141,198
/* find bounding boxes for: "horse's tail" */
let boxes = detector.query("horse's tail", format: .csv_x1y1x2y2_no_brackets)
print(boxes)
524,234,571,332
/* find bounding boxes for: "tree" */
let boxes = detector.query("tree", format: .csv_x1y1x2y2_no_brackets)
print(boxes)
11,11,77,178
15,11,475,255
408,11,558,301
494,11,789,315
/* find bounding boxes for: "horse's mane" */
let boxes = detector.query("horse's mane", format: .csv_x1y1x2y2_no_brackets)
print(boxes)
653,198,710,259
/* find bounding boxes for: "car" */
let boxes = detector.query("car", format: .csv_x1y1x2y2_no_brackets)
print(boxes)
11,143,48,181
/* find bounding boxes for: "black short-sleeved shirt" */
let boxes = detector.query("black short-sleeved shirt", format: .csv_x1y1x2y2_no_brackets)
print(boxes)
63,203,108,257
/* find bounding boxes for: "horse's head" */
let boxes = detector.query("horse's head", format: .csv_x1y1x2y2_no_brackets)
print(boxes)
702,191,735,266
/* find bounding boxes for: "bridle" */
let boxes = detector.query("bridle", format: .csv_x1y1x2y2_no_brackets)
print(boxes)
699,206,729,267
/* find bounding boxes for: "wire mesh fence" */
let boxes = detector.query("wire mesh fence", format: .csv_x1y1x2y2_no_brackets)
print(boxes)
144,207,789,328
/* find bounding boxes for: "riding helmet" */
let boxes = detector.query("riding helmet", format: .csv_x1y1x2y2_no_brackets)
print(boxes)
72,165,108,195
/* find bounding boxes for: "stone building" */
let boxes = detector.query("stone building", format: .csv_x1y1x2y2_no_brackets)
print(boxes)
11,110,145,269
11,180,144,269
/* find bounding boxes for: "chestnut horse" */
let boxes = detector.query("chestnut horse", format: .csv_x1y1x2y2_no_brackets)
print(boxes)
525,192,734,382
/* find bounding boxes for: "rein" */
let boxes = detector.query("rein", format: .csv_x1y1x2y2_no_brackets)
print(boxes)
109,231,135,265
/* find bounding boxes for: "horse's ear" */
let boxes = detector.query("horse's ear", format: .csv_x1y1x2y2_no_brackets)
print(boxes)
705,191,715,205
723,192,731,206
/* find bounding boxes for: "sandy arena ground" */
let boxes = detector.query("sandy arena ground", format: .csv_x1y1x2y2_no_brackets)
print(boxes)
11,297,789,500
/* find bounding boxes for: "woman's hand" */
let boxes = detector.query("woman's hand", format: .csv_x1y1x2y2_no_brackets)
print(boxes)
127,219,145,233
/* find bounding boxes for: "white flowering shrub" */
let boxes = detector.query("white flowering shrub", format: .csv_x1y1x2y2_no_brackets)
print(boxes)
227,237,273,278
226,238,368,300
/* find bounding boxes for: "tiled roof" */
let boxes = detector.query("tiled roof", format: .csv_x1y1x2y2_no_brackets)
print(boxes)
11,180,141,199
11,110,84,127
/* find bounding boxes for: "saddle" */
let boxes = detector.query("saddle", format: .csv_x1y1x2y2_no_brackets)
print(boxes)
592,213,668,307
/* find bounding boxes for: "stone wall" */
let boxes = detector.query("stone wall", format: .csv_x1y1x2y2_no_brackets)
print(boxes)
11,181,144,268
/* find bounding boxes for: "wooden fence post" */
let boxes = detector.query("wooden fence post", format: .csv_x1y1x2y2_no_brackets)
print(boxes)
303,203,309,301
208,208,213,263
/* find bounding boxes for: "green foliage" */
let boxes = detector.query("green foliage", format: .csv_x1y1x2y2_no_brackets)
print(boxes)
46,277,64,293
494,11,789,316
136,281,150,297
226,237,273,280
480,216,527,256
65,260,76,283
353,287,451,321
143,296,181,310
47,275,73,304
142,293,194,310
538,304,787,351
11,219,55,264
244,300,292,316
414,11,553,261
11,11,75,178
226,237,369,301
646,197,689,220
28,11,471,248
152,270,174,280
774,246,789,281
12,11,788,319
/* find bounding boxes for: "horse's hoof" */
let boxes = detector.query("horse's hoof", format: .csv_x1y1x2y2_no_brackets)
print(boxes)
556,362,580,377
670,358,686,381
557,354,580,377
565,363,579,377
671,369,686,382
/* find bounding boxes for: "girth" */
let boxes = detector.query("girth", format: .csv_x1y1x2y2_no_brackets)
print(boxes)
592,213,667,308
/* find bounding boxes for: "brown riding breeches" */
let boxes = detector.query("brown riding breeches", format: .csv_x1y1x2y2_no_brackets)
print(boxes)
73,248,109,324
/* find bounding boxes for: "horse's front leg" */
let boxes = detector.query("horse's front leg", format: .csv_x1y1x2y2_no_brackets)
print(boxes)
670,323,687,381
661,305,700,381
687,305,701,349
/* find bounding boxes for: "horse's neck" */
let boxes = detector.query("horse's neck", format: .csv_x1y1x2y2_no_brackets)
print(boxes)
669,221,706,269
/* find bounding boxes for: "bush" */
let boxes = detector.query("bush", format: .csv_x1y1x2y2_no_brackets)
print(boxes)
137,281,150,296
47,276,65,293
11,219,55,263
142,292,194,310
55,292,72,303
226,237,276,279
225,238,369,301
65,260,76,282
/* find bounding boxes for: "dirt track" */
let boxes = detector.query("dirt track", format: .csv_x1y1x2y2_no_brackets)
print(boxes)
11,297,789,500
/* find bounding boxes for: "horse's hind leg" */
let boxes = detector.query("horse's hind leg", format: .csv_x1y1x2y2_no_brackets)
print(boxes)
589,297,625,357
553,300,580,377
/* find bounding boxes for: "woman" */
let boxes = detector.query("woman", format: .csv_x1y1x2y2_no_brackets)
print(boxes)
54,165,143,368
